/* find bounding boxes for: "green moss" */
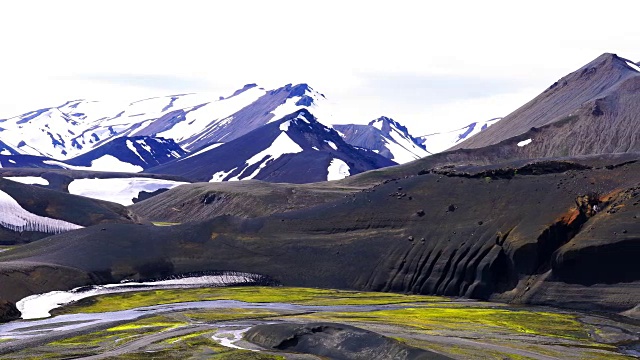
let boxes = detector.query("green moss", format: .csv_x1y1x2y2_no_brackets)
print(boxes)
59,286,448,314
297,306,591,341
426,342,539,359
51,315,186,347
162,330,213,344
152,221,181,226
115,331,285,360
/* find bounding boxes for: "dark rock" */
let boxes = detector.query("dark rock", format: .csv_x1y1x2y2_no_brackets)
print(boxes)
202,193,217,205
592,103,604,116
416,210,425,217
0,299,20,323
448,204,456,212
132,188,170,204
244,322,452,360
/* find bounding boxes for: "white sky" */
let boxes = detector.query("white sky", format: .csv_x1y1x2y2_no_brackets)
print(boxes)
1,0,639,135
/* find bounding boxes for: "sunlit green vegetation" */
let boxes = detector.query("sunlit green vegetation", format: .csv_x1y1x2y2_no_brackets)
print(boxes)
151,221,181,226
296,306,590,340
59,286,448,314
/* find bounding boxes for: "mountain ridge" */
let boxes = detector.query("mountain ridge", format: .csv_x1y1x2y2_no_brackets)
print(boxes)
148,109,396,183
334,116,429,163
452,53,640,152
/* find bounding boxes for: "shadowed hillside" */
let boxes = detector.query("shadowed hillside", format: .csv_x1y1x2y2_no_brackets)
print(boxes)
451,53,640,156
1,156,637,316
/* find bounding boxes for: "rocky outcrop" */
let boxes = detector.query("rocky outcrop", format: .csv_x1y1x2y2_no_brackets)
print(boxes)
244,322,452,360
0,299,20,323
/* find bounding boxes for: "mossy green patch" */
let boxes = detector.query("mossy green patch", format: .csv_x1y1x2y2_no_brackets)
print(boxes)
152,221,181,226
297,306,591,341
114,331,285,360
51,315,186,347
162,330,213,344
59,286,448,314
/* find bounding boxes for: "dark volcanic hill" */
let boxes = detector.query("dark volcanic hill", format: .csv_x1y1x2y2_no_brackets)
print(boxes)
129,180,364,222
450,53,640,158
334,116,429,163
0,178,142,245
148,110,396,183
1,155,638,316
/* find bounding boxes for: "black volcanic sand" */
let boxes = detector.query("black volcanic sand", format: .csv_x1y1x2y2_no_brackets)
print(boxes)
129,179,365,222
130,153,640,223
244,322,452,360
0,157,638,319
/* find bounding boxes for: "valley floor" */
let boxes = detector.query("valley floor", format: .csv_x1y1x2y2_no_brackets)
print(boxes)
0,286,638,359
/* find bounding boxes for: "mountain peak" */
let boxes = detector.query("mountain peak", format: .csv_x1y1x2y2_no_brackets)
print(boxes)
576,52,640,76
450,52,640,154
276,109,317,130
368,116,411,136
226,83,259,99
368,116,394,125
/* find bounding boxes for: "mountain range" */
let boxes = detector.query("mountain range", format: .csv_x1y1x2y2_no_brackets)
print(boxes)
0,52,638,333
148,110,395,183
0,83,500,184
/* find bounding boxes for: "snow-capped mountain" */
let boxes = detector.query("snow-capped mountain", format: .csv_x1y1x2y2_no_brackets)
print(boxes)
0,83,328,161
418,118,502,154
63,136,186,171
334,116,429,164
148,110,396,183
0,136,186,172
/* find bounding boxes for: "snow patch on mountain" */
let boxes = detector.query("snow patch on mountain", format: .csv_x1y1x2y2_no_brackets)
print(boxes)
327,158,350,181
626,61,640,72
68,177,188,205
184,143,224,160
210,168,238,183
0,189,83,233
419,118,502,154
279,120,292,131
229,132,303,181
517,138,533,147
126,140,145,162
45,155,143,172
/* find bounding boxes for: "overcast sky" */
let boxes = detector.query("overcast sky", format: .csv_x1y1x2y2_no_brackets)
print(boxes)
1,0,639,134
